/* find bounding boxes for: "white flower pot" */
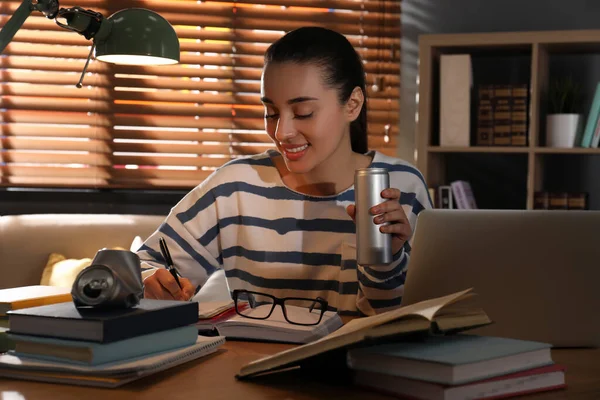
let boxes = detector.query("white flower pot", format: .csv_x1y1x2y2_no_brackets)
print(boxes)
546,113,582,148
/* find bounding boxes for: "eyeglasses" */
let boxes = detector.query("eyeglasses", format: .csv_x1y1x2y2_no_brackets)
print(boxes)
232,289,329,326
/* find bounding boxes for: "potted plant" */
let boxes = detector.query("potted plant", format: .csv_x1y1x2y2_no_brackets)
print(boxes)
546,76,583,147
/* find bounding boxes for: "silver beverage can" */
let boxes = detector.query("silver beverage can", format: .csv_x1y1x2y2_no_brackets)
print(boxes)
71,249,144,309
355,168,392,265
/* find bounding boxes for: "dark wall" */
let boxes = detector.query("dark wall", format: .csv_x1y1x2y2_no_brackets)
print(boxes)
0,189,185,216
400,0,600,209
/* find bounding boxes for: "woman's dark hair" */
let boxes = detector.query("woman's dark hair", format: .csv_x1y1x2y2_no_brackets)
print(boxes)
264,26,368,154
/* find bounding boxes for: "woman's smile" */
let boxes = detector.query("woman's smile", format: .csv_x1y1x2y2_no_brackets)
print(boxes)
281,143,310,161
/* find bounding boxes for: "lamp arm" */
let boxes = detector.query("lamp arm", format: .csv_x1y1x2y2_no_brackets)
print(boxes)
0,0,105,88
0,0,34,55
0,0,59,55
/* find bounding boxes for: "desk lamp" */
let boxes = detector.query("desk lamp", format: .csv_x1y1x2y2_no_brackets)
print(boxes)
0,0,180,87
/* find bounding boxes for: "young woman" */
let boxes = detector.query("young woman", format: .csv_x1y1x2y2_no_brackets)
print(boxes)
138,26,431,316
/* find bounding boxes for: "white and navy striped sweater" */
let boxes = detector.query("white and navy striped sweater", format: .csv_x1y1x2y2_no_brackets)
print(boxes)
137,149,432,316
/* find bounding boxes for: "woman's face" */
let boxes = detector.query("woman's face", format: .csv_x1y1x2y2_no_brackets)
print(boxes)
260,62,352,175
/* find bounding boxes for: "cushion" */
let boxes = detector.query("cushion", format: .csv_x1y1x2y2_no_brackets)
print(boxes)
40,253,92,288
40,245,130,289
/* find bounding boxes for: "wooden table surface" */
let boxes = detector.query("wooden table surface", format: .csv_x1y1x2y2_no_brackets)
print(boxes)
1,341,599,399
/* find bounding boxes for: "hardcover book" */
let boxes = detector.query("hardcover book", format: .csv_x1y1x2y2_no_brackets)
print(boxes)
7,299,199,343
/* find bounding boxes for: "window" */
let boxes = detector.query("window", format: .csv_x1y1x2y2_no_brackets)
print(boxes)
0,0,400,189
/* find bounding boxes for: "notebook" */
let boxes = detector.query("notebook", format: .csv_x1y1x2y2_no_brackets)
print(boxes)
346,334,553,385
0,286,72,316
8,325,199,365
7,299,199,343
0,335,225,388
213,304,343,344
353,364,566,400
236,288,492,379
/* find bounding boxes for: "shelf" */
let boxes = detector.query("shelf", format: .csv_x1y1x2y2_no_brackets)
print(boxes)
417,30,600,211
534,147,600,154
427,146,529,153
427,146,600,155
420,29,600,48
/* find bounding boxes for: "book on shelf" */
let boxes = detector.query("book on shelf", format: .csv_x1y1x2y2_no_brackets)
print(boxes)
440,54,472,147
534,191,588,210
197,301,343,344
0,335,225,388
352,364,565,400
6,299,199,343
580,82,600,148
589,111,600,148
0,285,72,316
437,185,453,209
476,84,494,146
236,288,492,380
511,84,529,146
434,181,477,209
476,83,529,147
450,181,478,209
493,84,513,146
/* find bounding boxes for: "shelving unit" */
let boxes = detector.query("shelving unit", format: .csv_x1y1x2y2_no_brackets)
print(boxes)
415,30,600,210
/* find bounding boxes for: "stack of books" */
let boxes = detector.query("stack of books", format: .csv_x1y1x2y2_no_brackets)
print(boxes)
0,294,224,387
0,285,73,353
534,191,588,210
347,334,566,400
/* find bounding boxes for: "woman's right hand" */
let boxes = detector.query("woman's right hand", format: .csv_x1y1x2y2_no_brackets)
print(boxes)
144,269,196,301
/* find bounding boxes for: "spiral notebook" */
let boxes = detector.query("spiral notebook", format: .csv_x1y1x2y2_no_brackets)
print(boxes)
0,335,225,388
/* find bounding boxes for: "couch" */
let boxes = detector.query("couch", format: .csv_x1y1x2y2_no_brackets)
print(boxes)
0,214,229,301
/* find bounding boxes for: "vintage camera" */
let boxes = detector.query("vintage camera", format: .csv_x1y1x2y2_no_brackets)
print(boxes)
72,249,144,309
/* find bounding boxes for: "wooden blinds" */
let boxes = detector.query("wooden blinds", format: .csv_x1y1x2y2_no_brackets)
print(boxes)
0,0,401,189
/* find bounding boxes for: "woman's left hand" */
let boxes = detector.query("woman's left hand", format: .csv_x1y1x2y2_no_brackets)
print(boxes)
346,188,412,256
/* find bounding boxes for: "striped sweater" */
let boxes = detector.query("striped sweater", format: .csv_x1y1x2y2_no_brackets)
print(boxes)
137,149,432,316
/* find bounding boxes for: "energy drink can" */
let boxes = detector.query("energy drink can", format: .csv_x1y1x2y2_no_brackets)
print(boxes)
355,168,392,265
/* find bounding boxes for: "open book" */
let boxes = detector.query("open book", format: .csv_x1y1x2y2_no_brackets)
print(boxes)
236,288,491,380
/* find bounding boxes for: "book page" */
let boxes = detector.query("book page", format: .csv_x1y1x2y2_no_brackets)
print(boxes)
197,300,234,319
328,288,474,339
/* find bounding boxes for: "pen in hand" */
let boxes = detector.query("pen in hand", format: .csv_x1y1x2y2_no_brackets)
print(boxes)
159,236,182,289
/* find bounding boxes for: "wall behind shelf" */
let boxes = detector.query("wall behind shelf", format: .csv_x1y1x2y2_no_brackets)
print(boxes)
401,0,600,209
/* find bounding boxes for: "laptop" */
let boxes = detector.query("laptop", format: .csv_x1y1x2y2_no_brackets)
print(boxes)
401,209,600,347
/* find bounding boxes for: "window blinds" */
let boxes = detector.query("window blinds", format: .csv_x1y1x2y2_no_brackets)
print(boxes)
0,0,400,188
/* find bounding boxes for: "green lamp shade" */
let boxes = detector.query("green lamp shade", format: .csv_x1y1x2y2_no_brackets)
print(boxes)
94,8,180,65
